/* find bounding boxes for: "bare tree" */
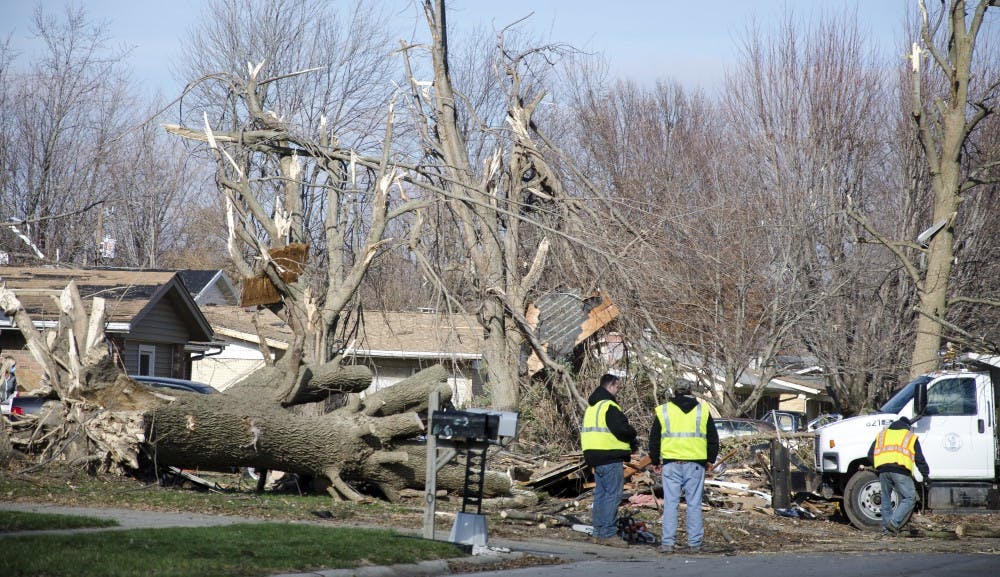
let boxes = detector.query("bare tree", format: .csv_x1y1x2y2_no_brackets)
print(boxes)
0,5,136,265
96,112,216,269
722,13,922,415
849,0,1000,378
168,0,411,367
398,0,618,411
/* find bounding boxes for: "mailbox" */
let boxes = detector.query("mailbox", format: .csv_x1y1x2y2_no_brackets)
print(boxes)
431,410,499,440
431,409,520,443
463,408,519,440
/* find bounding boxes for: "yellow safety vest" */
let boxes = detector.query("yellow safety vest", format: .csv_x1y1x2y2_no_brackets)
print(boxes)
581,400,631,452
656,402,709,461
873,428,917,472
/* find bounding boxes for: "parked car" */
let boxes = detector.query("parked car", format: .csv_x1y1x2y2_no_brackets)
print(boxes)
130,375,218,395
715,417,776,439
3,375,215,420
1,361,45,418
806,413,842,431
1,391,46,418
761,410,808,433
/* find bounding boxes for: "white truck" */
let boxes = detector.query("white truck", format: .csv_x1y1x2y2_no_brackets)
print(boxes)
814,354,1000,530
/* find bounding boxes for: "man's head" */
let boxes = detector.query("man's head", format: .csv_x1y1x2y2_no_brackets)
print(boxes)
600,373,621,394
673,381,692,396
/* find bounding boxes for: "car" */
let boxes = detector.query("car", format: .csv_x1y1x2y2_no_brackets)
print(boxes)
761,410,808,433
806,413,842,431
2,375,216,419
130,375,218,395
1,362,45,418
714,417,776,439
1,391,46,417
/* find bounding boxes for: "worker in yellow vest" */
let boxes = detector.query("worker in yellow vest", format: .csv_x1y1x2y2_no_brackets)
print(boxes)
580,373,637,548
867,416,930,537
649,382,719,554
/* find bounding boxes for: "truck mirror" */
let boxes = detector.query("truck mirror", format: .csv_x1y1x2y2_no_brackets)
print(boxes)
913,380,928,416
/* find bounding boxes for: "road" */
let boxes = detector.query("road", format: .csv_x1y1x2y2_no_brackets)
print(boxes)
468,550,998,577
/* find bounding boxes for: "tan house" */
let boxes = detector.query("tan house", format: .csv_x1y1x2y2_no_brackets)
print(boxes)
346,310,485,406
0,267,218,387
193,305,485,406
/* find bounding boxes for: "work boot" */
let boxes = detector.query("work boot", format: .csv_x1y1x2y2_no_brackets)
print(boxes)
658,545,674,555
589,536,630,548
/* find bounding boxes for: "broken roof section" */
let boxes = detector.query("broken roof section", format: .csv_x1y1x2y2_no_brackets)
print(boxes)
525,290,619,375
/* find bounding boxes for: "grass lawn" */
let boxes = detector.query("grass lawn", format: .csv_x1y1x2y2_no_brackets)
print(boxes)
0,510,119,531
0,522,467,577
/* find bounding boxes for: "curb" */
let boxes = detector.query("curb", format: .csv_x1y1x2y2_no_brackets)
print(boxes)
269,552,526,577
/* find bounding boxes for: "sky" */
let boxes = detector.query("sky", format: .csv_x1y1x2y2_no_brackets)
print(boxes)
3,0,910,97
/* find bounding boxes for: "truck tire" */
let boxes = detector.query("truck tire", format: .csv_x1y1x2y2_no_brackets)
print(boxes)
842,469,911,531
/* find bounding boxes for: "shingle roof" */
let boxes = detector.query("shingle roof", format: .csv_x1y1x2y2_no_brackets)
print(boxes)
199,306,483,358
177,270,219,295
0,267,212,340
0,267,175,323
198,305,293,347
353,310,483,358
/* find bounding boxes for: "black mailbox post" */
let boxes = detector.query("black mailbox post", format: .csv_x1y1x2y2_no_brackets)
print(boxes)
429,409,498,546
423,399,519,546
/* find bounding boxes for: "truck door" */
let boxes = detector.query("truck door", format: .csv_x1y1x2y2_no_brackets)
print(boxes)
911,376,994,479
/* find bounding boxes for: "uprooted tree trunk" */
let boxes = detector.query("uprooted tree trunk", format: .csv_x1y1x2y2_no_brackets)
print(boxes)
1,283,511,502
145,362,511,501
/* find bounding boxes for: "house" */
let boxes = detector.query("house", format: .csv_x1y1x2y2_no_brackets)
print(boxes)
178,269,240,306
628,339,835,420
750,369,833,418
0,267,219,388
346,309,485,406
192,304,291,390
192,305,485,406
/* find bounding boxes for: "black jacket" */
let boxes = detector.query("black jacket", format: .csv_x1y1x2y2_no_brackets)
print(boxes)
648,394,720,467
582,385,638,468
867,417,931,479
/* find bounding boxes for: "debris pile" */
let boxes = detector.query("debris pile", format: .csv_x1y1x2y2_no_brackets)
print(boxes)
487,433,828,543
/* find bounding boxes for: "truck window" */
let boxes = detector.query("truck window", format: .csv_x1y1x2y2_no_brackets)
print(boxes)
924,377,977,416
880,375,933,414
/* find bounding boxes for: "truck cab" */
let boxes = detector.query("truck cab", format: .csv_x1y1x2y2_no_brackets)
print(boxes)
814,354,1000,530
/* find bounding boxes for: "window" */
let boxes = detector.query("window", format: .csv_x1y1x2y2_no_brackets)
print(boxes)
925,378,976,416
138,345,155,376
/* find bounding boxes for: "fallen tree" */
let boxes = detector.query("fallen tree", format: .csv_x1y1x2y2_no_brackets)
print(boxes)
0,282,511,502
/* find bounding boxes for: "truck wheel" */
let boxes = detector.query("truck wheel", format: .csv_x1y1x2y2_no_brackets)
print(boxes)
843,470,911,531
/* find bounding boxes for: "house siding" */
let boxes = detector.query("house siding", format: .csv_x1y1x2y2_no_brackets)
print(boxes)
361,357,483,407
129,299,190,343
192,357,264,391
120,341,178,378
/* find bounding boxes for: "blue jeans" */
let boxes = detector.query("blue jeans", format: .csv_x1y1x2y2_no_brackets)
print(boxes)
592,462,624,538
878,471,916,531
661,461,706,548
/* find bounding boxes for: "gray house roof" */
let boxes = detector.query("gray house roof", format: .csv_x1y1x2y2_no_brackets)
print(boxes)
178,269,239,306
0,266,214,341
